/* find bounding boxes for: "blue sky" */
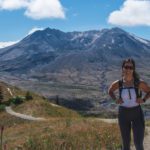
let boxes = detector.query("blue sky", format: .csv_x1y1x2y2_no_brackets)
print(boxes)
0,0,150,47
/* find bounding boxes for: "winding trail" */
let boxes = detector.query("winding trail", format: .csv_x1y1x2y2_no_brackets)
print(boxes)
5,106,46,121
97,118,117,124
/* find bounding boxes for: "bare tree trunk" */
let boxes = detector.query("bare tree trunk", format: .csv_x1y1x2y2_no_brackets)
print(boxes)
0,126,4,150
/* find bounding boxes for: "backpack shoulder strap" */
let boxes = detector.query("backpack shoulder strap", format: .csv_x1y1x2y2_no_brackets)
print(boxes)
134,78,140,87
119,79,123,99
134,79,142,98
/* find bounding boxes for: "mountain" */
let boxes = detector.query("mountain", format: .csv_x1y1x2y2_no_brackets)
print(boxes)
0,27,150,73
0,27,150,111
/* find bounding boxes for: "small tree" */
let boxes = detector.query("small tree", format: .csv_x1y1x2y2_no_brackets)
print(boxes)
0,126,4,150
25,91,33,100
9,96,25,105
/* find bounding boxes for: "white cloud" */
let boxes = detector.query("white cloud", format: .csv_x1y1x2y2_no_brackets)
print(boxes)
0,0,28,10
108,0,150,26
0,0,65,19
0,41,19,48
27,27,44,35
25,0,65,19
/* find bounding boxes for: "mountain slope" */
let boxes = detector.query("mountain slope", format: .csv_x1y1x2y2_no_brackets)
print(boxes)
0,27,150,74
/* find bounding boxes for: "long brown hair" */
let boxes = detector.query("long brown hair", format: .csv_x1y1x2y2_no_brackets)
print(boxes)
122,58,140,81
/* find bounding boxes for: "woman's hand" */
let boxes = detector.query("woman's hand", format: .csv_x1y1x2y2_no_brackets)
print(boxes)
116,98,124,104
136,98,144,104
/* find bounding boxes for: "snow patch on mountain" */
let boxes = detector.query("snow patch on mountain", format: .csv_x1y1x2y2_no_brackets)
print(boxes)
70,32,84,41
130,34,150,45
91,34,101,44
133,36,149,45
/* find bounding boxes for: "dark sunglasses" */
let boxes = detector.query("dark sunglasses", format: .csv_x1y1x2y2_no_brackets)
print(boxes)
123,66,134,70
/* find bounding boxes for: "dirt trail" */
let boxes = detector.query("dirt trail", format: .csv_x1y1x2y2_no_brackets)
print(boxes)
5,106,46,121
143,127,150,150
130,126,150,150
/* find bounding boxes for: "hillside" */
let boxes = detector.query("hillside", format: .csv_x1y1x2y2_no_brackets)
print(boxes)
0,82,150,149
0,81,123,150
0,81,80,117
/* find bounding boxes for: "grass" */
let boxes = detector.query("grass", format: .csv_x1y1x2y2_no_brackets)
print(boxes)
13,99,80,118
24,120,121,150
1,116,122,150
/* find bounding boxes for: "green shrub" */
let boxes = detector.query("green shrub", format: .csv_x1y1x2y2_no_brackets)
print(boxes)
0,104,5,112
9,96,25,105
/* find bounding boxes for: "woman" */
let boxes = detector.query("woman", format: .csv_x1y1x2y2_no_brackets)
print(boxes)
108,58,150,150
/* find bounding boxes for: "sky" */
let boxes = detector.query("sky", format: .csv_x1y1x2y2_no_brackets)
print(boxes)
0,0,150,47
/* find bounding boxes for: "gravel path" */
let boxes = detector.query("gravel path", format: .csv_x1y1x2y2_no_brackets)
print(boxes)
131,126,150,150
143,127,150,150
97,118,118,123
5,106,46,121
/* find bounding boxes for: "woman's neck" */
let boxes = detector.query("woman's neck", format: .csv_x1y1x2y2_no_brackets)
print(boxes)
123,76,134,82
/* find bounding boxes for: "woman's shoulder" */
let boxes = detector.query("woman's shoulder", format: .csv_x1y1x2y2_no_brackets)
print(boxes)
137,79,150,92
109,80,120,91
111,80,120,87
134,78,143,85
139,79,146,84
138,79,149,88
112,79,120,84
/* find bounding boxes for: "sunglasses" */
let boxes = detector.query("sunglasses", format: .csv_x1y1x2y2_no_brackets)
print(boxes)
123,66,134,70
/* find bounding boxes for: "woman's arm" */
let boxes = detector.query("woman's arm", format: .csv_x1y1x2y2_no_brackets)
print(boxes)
139,81,150,102
108,80,119,101
108,80,124,104
109,80,123,102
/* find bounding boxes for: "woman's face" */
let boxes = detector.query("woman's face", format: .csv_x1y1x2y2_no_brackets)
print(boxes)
122,62,134,77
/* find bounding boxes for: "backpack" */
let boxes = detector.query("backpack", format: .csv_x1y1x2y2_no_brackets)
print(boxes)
119,79,142,99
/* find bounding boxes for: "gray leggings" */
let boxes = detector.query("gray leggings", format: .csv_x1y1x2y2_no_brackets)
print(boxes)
118,105,145,150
